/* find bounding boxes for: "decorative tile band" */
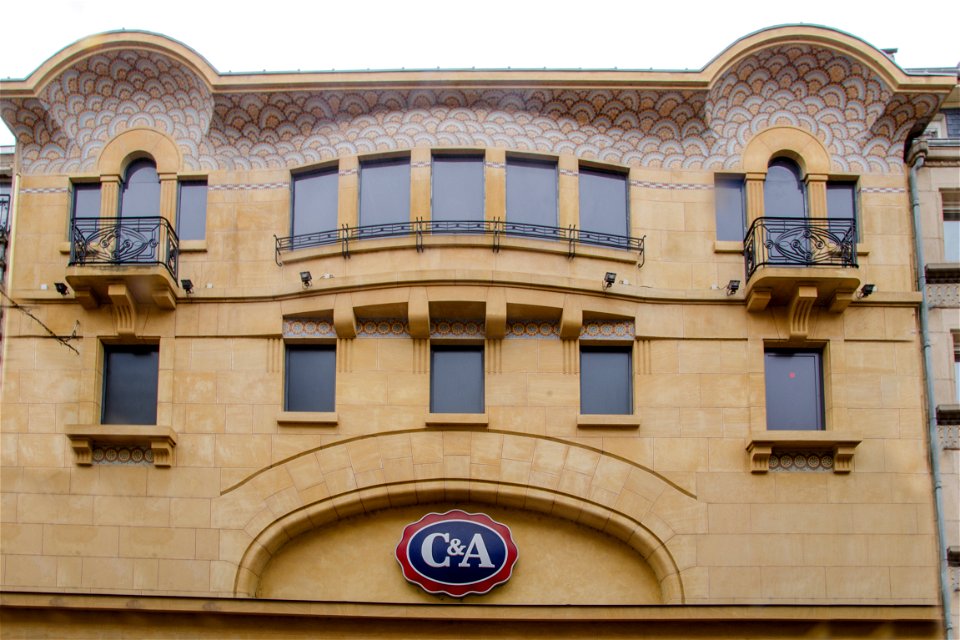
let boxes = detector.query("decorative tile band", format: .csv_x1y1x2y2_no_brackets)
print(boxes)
339,168,358,177
209,182,287,191
581,320,634,339
357,319,409,338
411,161,431,169
559,168,578,177
430,320,484,338
506,321,560,339
284,319,336,338
928,283,959,307
92,444,154,465
19,187,68,194
860,187,906,194
630,180,712,191
768,451,834,472
484,161,506,170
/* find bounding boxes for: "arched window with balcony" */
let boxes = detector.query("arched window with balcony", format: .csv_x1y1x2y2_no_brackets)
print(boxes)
120,158,161,217
763,158,806,218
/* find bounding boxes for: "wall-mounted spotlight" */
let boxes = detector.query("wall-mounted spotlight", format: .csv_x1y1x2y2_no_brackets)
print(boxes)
300,271,313,288
54,282,69,296
725,279,740,296
181,279,194,294
603,272,617,290
857,283,876,298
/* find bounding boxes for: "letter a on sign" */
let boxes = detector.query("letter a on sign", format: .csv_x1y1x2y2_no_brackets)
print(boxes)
395,510,519,597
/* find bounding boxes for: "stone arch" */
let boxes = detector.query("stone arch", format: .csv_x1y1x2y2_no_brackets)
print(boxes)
97,127,182,176
741,126,832,176
211,430,702,604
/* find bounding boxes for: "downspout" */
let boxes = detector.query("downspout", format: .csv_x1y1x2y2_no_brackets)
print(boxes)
908,139,954,639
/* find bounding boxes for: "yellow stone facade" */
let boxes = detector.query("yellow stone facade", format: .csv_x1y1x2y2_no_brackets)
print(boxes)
0,26,956,638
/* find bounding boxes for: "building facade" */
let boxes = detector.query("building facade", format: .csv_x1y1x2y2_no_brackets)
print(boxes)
0,26,956,638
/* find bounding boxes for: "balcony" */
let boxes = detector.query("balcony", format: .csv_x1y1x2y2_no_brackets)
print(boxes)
275,218,645,265
742,217,860,329
66,216,180,316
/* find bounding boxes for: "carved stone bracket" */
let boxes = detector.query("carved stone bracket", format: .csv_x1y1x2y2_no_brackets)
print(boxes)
788,285,818,340
65,425,178,468
747,431,861,474
108,283,137,336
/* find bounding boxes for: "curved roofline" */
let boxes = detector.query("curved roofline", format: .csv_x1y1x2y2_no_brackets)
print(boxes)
701,23,939,91
1,26,953,98
3,30,219,96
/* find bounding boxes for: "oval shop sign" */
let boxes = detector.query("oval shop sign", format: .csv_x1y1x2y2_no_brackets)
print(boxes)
395,510,519,597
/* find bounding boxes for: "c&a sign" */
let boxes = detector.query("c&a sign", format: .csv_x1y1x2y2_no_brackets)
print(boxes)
395,510,519,597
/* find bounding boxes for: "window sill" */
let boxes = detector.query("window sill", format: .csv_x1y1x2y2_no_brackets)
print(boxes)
746,431,861,474
425,413,489,427
277,411,339,427
179,240,207,252
577,414,640,428
65,425,177,467
713,240,744,254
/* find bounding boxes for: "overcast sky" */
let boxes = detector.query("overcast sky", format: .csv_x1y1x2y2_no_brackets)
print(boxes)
1,0,957,146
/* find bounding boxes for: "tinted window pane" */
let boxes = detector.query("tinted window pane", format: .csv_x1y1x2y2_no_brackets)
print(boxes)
430,346,483,413
292,168,339,236
579,168,627,236
764,159,805,218
72,183,101,220
580,347,632,415
944,219,960,262
764,351,824,430
715,177,746,241
432,155,484,221
120,159,160,217
944,108,960,138
177,180,207,241
506,158,557,227
826,183,856,219
360,158,410,227
285,345,336,412
102,345,159,425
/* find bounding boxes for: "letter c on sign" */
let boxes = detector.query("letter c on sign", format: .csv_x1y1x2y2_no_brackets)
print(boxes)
420,532,450,567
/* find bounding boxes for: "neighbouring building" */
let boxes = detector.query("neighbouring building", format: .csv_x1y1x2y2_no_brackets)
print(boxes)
0,26,957,638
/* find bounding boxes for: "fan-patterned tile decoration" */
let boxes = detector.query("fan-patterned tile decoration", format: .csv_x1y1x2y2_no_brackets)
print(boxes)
0,40,942,175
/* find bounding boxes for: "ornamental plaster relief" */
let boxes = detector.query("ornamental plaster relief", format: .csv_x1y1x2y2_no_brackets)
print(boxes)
0,44,941,176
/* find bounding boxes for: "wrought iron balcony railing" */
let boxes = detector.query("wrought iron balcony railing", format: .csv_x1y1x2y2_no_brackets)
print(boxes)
744,216,857,280
70,216,179,280
275,218,644,266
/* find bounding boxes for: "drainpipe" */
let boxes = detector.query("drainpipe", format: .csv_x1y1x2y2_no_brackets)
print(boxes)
908,139,954,639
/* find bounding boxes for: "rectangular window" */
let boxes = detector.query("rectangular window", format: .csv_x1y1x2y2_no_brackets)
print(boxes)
827,181,859,239
292,168,338,237
284,344,336,412
942,191,960,263
944,108,960,139
71,183,102,220
102,344,159,425
430,345,484,413
580,346,633,415
432,154,484,221
177,180,207,241
764,349,824,430
579,167,628,237
506,157,557,227
0,179,10,232
714,177,746,241
360,157,410,227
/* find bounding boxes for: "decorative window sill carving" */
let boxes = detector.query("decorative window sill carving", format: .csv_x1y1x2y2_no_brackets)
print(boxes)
746,431,861,474
65,425,177,467
277,411,339,427
425,413,489,427
577,414,640,429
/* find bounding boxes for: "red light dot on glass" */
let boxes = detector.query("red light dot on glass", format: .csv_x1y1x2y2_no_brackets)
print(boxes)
788,372,796,379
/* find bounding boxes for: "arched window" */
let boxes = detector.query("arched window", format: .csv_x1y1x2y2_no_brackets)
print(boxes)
764,158,806,218
120,158,160,217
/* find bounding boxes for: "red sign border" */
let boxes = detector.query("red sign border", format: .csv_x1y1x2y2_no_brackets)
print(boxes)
395,510,519,597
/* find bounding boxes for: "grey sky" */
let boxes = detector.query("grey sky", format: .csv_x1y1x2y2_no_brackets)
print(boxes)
1,0,957,146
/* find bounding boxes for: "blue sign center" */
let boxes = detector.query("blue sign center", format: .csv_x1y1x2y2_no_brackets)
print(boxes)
406,519,508,585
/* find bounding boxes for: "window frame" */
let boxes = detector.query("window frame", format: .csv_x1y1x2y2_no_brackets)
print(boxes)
714,175,747,242
431,153,485,222
119,158,161,218
290,164,340,238
359,155,411,228
579,344,634,416
763,347,825,431
578,164,629,238
429,344,485,414
176,178,208,242
100,343,160,426
505,155,559,228
826,179,860,241
283,343,337,413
